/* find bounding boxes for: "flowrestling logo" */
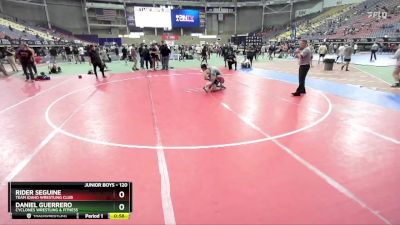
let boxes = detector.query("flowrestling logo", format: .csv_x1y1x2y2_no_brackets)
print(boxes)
171,9,199,28
176,14,195,22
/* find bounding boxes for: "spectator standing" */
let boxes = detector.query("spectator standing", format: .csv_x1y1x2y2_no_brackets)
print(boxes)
138,44,144,69
370,42,379,61
5,47,18,72
17,43,35,82
49,46,57,64
341,44,353,71
143,45,151,70
336,44,345,63
353,43,358,54
201,45,208,64
121,46,128,63
318,43,328,64
390,45,400,88
73,46,81,64
78,46,85,62
130,44,139,71
0,48,9,76
65,45,72,62
159,43,171,70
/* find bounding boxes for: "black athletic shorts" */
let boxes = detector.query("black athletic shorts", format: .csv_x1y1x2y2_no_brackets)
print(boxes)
344,58,351,62
319,54,326,57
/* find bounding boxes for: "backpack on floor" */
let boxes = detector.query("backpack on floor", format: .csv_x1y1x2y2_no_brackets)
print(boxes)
35,73,51,81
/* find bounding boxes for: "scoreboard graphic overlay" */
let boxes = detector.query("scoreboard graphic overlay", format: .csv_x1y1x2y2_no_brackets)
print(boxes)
8,182,132,220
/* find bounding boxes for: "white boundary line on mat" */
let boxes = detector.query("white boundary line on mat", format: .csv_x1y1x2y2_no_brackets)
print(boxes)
1,95,91,186
0,77,74,114
220,100,392,225
352,65,392,86
44,75,333,150
352,124,400,145
145,75,176,225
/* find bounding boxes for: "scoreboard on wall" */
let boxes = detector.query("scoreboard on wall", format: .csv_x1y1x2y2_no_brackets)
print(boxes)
8,182,132,220
246,35,262,46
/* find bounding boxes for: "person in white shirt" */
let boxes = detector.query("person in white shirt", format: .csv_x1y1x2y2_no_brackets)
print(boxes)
353,43,358,55
78,46,85,62
336,44,346,63
391,46,400,87
370,42,379,61
130,44,138,71
260,45,266,58
196,45,202,60
341,45,353,71
318,43,328,64
309,44,315,67
292,40,312,96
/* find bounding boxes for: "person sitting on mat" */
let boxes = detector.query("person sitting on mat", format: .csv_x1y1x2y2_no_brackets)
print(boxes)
201,64,225,93
241,58,251,69
48,64,61,74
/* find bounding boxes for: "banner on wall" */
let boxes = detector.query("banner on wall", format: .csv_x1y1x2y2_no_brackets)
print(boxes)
171,9,200,28
206,8,234,14
199,11,206,28
125,4,136,30
133,6,172,29
367,11,388,19
99,38,122,46
161,34,180,40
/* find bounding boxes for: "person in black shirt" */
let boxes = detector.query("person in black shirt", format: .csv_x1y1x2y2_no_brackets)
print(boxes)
247,46,255,67
179,45,185,61
159,43,171,70
254,46,258,60
268,44,275,60
49,46,57,64
88,45,106,79
114,45,119,57
201,45,208,64
138,44,144,69
149,44,158,71
17,43,35,81
221,45,227,67
121,46,128,64
226,51,237,70
143,45,150,70
72,46,81,64
65,46,72,62
28,46,38,75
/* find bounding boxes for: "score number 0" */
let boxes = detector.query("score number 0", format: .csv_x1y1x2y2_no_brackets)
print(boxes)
118,191,125,210
117,183,128,211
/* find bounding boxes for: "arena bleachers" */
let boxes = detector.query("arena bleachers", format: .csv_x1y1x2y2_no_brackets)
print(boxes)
265,0,400,41
0,17,53,40
300,0,400,39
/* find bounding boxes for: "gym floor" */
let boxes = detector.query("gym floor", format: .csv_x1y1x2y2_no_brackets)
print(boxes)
0,54,399,224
